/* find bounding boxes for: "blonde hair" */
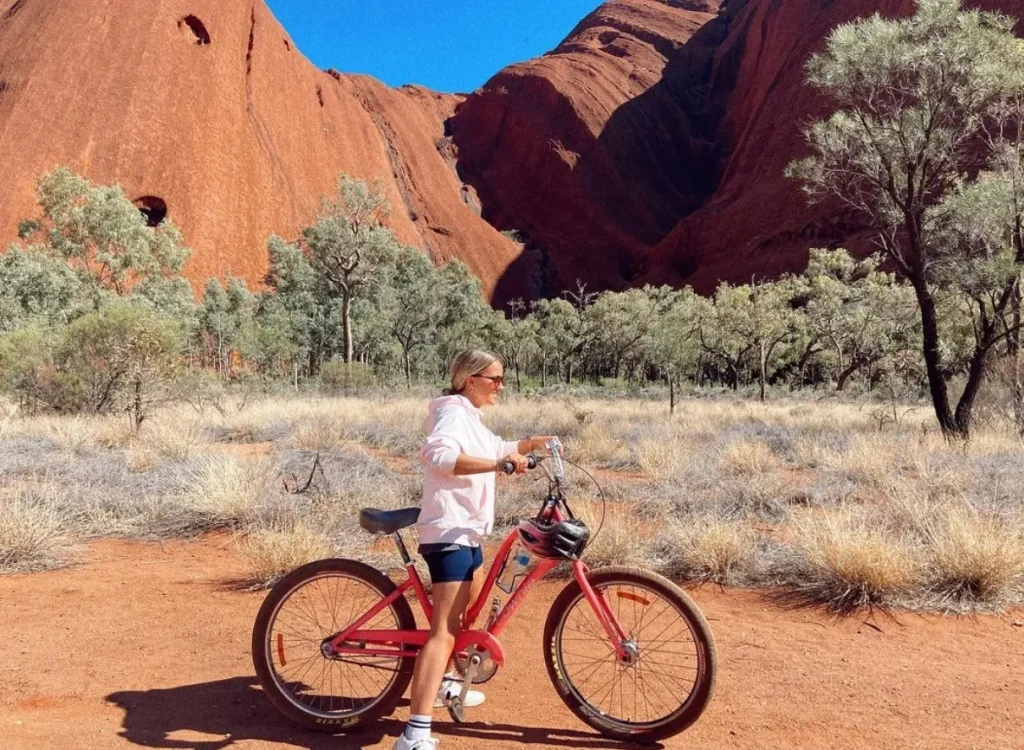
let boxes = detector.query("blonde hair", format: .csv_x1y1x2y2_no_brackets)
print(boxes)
448,350,501,394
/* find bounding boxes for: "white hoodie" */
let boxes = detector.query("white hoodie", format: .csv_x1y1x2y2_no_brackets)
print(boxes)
418,394,519,546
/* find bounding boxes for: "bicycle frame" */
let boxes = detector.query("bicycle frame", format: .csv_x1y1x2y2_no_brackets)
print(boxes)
325,508,632,665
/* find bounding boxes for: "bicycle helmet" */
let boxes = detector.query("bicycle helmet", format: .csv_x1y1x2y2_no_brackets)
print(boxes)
517,517,591,561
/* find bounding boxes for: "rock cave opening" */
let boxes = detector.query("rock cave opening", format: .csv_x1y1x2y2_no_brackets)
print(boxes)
134,196,168,227
178,15,211,45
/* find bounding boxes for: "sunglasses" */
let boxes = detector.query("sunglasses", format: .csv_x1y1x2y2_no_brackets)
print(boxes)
472,374,505,386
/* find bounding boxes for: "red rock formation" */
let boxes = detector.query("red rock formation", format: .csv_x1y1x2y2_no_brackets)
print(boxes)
451,0,722,299
0,0,521,299
455,0,1020,297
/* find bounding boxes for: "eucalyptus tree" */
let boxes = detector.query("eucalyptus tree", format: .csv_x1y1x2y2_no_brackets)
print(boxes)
491,299,540,392
801,249,920,391
788,0,1024,437
302,176,399,363
259,235,339,375
0,245,89,331
646,287,702,412
699,280,801,400
198,276,255,375
589,286,678,382
18,167,191,300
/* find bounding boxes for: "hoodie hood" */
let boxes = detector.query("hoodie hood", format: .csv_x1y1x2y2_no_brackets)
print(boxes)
423,394,480,433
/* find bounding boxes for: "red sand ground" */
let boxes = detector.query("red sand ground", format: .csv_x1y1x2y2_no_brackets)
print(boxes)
1,536,1022,750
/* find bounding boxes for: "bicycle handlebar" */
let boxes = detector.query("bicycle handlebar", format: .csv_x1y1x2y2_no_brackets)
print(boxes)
499,455,538,475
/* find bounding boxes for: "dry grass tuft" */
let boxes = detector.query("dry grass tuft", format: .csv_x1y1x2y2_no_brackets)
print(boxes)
823,437,901,489
239,523,335,587
0,487,78,573
782,512,922,613
575,504,653,571
176,456,275,531
574,422,623,466
635,438,691,480
923,506,1024,608
655,519,755,584
721,439,778,477
127,444,160,474
142,418,205,459
290,417,347,452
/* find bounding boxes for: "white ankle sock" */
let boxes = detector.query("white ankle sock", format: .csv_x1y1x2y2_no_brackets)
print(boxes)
405,714,432,741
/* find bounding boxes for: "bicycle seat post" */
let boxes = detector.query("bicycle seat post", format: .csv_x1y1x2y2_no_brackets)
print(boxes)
393,531,413,568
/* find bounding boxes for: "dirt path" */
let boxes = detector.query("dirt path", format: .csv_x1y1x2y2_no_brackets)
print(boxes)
1,537,1021,750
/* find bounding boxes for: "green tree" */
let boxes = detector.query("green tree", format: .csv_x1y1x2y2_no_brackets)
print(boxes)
590,287,677,382
787,0,1024,437
59,304,181,428
0,246,89,331
19,167,191,298
198,276,255,375
801,249,920,391
491,300,540,392
302,176,399,363
377,248,445,387
647,288,702,412
259,235,338,376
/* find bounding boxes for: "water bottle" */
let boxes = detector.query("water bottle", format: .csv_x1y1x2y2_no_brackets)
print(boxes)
496,543,531,594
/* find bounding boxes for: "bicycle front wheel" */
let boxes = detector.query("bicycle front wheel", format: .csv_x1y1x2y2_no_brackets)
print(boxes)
251,558,416,732
543,566,716,743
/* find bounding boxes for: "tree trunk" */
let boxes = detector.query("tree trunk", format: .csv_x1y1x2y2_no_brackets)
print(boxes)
669,375,676,415
758,342,767,402
404,348,412,389
515,359,521,392
341,290,353,364
911,277,957,436
1011,280,1024,434
541,354,547,388
131,377,144,431
953,341,991,440
565,361,572,385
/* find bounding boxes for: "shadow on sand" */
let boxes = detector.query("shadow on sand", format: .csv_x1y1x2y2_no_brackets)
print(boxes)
106,675,660,749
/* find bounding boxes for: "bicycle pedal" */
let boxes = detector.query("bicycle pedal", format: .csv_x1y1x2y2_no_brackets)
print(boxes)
445,695,466,723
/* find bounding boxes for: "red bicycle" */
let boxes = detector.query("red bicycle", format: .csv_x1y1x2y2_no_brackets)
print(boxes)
252,448,717,743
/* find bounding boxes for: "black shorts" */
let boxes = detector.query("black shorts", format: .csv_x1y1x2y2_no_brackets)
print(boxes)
418,543,483,583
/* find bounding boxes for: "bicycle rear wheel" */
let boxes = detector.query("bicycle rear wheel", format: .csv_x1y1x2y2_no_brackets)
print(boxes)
251,558,416,732
543,566,716,743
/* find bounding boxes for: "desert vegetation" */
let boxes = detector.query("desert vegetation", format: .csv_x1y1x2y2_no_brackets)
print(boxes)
1,391,1022,616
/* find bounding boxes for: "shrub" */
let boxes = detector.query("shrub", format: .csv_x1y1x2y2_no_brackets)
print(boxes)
781,512,923,613
923,506,1024,609
239,523,334,587
0,488,78,573
654,519,755,584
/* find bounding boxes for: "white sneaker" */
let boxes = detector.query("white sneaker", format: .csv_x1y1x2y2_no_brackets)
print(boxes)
391,734,439,750
434,675,485,708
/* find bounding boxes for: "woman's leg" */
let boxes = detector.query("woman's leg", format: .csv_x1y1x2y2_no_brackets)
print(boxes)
408,579,473,716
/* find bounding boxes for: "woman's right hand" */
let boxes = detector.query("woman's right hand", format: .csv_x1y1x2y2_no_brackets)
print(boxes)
499,452,531,474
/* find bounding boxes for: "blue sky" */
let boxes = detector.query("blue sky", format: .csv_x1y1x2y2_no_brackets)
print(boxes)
263,1,603,94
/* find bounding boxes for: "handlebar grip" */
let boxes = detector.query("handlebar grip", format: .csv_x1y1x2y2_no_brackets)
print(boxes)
500,455,538,475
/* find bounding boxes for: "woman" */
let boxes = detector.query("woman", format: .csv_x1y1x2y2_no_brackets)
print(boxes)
392,350,557,750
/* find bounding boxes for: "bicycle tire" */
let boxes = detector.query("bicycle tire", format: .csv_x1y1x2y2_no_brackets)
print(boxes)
543,566,716,743
251,558,416,732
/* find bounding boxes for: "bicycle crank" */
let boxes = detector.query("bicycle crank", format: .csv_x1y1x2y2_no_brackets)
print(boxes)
446,649,485,723
453,644,499,684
